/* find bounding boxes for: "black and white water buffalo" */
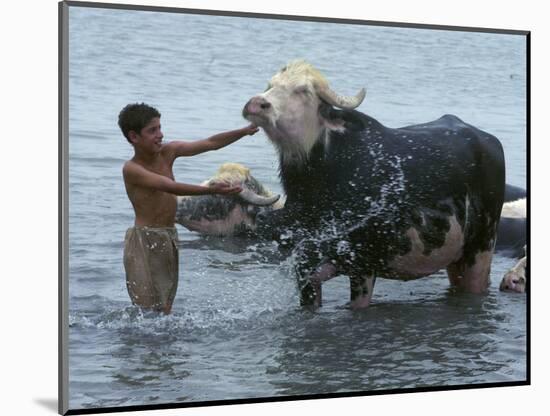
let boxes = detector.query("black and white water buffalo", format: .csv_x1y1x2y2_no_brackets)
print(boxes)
242,60,506,308
175,163,282,236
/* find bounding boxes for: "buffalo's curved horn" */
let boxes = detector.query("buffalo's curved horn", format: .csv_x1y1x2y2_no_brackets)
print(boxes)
238,188,281,206
317,86,366,110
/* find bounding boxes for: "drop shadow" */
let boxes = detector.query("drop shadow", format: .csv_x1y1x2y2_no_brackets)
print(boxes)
34,398,58,413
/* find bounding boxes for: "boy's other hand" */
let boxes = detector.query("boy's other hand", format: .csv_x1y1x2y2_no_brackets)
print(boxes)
209,183,243,195
243,124,260,136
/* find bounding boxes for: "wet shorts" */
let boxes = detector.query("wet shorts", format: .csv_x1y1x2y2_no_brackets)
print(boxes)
123,226,179,312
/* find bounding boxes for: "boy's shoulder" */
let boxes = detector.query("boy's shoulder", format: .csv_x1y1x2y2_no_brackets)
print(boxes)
160,141,180,158
122,160,132,183
122,158,136,172
122,159,143,180
122,153,173,178
122,159,151,189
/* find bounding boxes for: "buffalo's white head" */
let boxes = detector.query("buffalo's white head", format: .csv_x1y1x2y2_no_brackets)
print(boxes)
175,163,283,236
204,163,282,207
243,60,366,165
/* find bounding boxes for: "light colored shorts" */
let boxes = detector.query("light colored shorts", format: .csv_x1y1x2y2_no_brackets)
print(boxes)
123,226,179,312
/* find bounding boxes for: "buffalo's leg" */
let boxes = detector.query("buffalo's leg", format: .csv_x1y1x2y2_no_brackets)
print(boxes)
446,134,503,294
446,250,494,293
349,274,376,309
299,282,317,308
293,239,339,309
293,239,322,308
298,262,338,308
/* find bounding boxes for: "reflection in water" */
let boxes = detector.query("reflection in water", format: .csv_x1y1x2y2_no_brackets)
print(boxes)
112,330,193,387
178,236,287,264
270,291,523,396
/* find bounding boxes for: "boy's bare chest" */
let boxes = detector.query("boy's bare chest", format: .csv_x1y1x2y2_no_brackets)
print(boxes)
146,160,174,180
128,162,177,214
136,164,175,201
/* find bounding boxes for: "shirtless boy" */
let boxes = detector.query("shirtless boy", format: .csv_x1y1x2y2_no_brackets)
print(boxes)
118,102,259,314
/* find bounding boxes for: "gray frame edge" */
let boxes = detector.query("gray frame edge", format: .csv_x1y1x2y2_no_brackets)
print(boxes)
62,0,529,35
59,1,70,415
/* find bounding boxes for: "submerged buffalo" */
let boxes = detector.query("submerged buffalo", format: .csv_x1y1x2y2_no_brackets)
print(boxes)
175,163,282,236
241,59,505,308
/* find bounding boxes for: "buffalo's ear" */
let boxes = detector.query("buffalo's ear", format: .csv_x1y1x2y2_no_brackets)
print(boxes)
319,102,346,132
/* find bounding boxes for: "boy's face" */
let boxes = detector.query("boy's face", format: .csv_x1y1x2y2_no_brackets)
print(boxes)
129,117,163,153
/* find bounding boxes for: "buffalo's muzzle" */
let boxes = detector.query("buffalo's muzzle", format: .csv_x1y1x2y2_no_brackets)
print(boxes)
243,96,271,117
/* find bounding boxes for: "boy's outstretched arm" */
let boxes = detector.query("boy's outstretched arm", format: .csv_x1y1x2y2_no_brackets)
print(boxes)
123,161,242,196
165,124,259,158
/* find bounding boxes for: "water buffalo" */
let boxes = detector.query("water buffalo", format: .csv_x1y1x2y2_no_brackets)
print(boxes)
242,59,505,309
500,247,527,293
495,193,526,258
175,163,282,236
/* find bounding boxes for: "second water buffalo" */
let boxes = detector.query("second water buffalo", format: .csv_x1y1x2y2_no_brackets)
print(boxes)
175,163,282,236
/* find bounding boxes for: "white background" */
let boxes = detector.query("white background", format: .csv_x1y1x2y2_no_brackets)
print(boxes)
2,0,546,415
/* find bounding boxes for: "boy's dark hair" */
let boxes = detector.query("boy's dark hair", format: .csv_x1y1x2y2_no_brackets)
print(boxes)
118,103,161,143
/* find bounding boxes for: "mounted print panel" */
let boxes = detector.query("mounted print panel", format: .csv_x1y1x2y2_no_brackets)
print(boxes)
59,1,529,414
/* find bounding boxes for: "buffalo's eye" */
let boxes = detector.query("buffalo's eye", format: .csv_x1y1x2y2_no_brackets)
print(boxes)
294,86,309,95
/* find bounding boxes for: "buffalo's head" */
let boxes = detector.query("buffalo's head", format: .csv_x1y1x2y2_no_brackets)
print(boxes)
175,163,283,236
243,60,366,165
207,163,281,207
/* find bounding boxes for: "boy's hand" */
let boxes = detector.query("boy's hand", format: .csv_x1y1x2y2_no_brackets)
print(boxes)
209,183,243,195
243,124,260,136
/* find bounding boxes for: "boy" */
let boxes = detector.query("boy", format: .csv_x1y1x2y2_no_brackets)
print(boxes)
118,102,259,314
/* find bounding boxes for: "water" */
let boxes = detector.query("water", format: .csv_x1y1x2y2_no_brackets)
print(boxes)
67,6,527,411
